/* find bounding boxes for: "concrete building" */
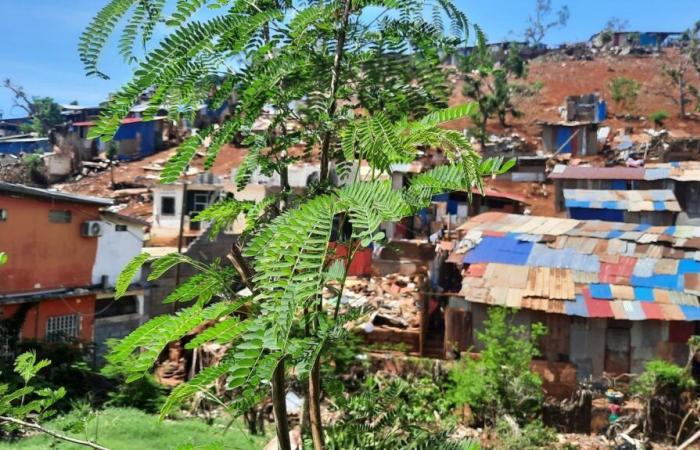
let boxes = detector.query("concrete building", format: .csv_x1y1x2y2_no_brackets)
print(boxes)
0,183,112,347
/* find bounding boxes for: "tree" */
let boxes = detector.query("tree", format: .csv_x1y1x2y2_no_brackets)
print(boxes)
604,17,628,33
460,31,527,146
524,0,569,45
77,2,513,450
662,21,700,118
2,80,63,136
448,307,547,426
609,77,641,114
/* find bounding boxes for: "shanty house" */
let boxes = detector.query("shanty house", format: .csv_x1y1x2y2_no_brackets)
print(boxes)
447,212,700,380
563,189,680,225
541,122,599,156
71,117,168,160
0,183,112,348
550,163,700,222
0,136,51,155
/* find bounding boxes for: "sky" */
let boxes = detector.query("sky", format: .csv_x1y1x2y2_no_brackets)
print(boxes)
0,0,698,118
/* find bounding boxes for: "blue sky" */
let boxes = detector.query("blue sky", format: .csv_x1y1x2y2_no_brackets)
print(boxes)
0,0,698,118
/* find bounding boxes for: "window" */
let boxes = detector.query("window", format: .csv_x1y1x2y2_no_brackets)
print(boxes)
95,296,138,319
115,224,128,232
45,315,79,342
192,192,210,213
161,196,176,215
48,210,71,223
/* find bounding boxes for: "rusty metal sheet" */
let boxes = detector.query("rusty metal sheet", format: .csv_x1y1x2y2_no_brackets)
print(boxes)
610,284,635,300
654,259,679,275
659,304,685,321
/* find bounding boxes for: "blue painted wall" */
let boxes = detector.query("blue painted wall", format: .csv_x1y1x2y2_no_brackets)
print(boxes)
568,207,625,222
113,120,156,159
0,139,50,155
555,127,574,154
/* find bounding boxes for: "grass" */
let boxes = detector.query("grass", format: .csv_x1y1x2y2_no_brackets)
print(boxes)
0,407,270,450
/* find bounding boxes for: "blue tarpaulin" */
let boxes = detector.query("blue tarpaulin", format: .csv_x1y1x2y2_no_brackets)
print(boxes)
464,235,533,265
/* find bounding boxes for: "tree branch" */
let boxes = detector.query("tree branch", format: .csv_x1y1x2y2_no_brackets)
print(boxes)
319,0,353,183
0,416,109,450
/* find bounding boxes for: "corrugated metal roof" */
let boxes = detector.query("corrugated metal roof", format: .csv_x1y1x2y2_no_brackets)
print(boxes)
549,164,646,180
0,182,112,206
550,162,700,182
563,189,681,213
456,212,700,321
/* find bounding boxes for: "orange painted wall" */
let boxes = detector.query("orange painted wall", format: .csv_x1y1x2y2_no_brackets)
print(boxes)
2,295,96,342
0,194,101,294
329,242,373,276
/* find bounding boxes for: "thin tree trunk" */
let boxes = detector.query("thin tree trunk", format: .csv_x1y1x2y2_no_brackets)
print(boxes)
272,359,291,450
319,0,352,183
680,73,686,118
308,354,324,450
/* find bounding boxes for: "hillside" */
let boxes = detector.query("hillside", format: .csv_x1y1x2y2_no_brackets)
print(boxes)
446,49,700,147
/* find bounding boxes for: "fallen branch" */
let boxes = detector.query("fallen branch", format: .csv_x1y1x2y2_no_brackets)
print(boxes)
679,428,700,450
0,416,109,450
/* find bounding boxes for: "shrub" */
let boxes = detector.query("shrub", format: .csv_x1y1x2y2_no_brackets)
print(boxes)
650,110,669,128
105,375,167,414
494,419,557,450
631,359,695,397
448,307,547,426
324,374,461,449
609,77,641,113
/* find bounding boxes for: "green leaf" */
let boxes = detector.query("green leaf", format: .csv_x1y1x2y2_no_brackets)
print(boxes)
116,252,150,299
0,252,7,266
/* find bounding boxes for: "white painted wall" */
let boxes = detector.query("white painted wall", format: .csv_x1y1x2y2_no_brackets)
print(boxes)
152,186,184,229
92,219,145,287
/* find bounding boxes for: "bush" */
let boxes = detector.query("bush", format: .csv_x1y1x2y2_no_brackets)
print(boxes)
324,374,460,449
448,307,547,426
631,359,695,397
105,375,167,414
650,110,669,128
494,419,557,450
609,77,641,112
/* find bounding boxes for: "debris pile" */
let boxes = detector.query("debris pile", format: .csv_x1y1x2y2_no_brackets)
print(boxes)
330,274,424,333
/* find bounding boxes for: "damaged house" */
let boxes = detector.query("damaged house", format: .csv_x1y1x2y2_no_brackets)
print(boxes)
541,121,599,157
446,212,700,382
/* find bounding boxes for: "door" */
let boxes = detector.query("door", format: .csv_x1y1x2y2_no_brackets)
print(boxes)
605,327,631,374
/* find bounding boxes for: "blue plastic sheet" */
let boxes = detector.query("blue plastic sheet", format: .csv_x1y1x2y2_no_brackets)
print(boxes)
589,284,613,299
464,235,533,265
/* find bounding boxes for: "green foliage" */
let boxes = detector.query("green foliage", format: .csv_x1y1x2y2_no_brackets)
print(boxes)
459,30,528,143
494,419,557,450
650,110,670,128
324,375,465,450
0,252,7,266
609,77,641,112
192,198,253,240
0,352,66,429
631,359,695,397
115,252,150,298
449,307,547,426
85,0,517,437
106,302,235,382
105,375,167,414
28,97,63,136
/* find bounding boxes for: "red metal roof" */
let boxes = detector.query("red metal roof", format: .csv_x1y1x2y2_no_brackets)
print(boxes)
549,166,646,180
474,187,530,204
72,117,149,128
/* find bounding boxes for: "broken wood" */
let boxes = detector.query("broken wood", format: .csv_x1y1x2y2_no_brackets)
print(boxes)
678,428,700,450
